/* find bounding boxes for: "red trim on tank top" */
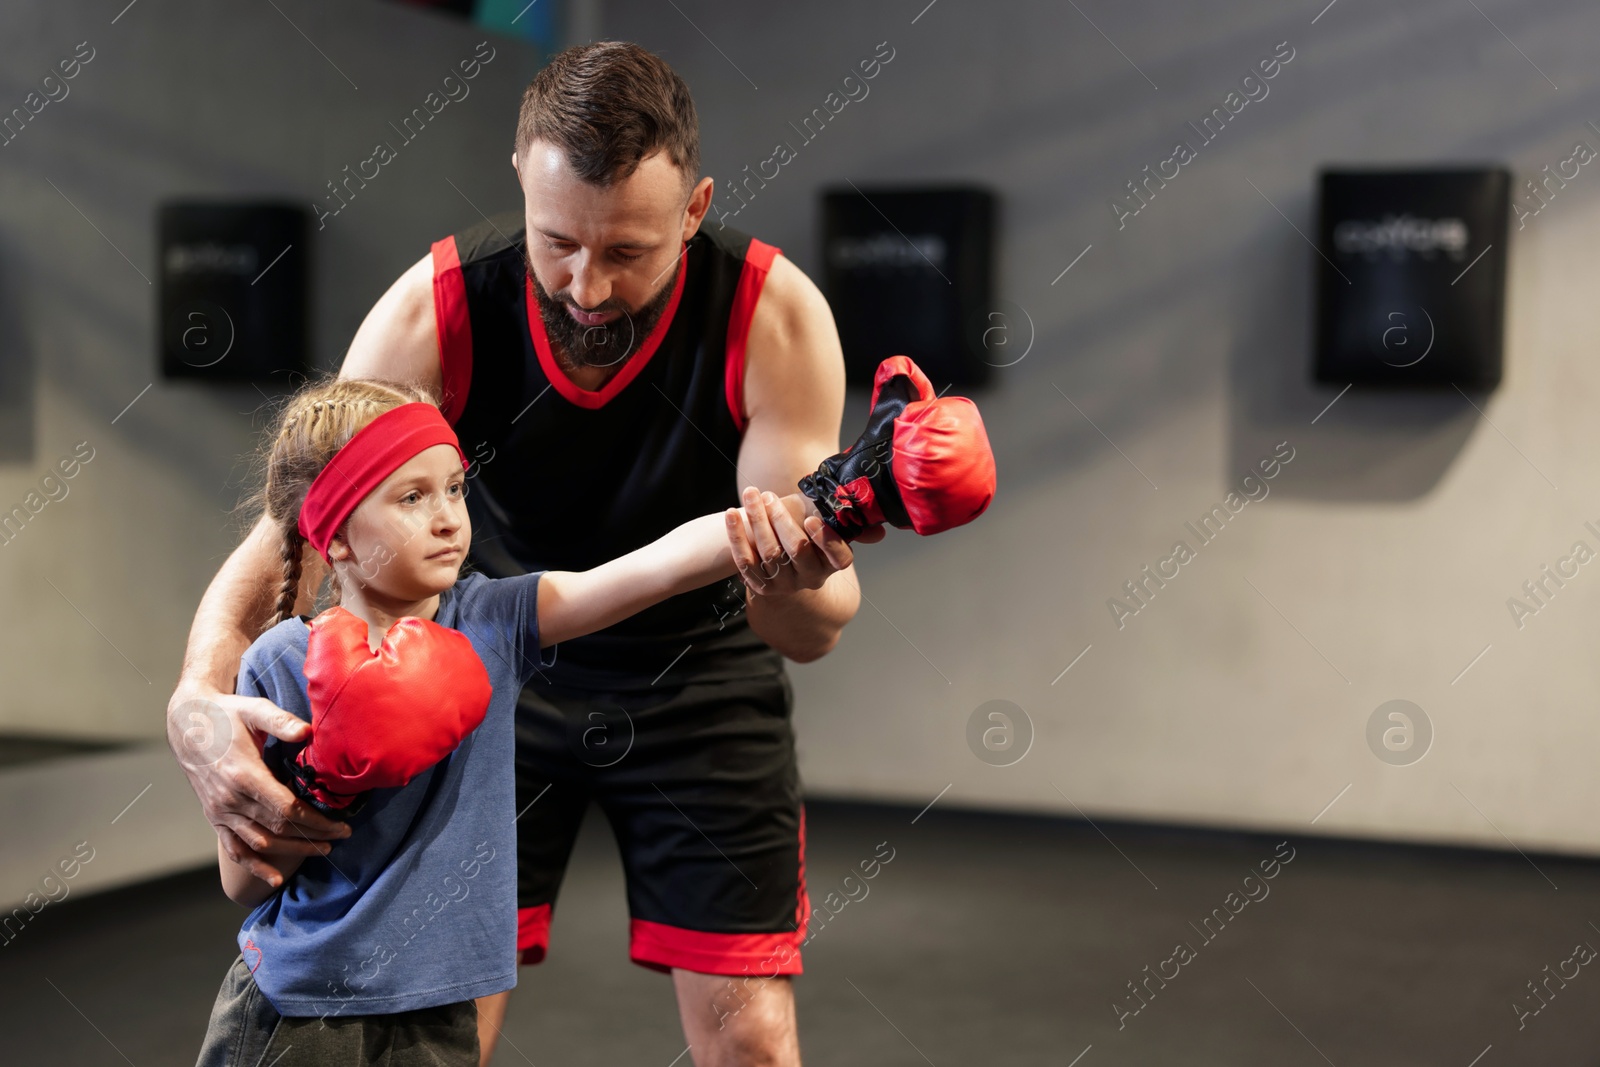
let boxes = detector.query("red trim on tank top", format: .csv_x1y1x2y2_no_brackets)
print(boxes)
524,244,689,410
430,236,473,426
724,238,782,433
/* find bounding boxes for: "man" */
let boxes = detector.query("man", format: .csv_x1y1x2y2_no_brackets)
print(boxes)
167,40,864,1067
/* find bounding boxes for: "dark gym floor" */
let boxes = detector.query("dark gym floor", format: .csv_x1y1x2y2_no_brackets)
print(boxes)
3,798,1598,1065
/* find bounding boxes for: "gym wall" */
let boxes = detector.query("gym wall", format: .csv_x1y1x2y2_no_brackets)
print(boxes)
4,0,1599,858
606,0,1600,855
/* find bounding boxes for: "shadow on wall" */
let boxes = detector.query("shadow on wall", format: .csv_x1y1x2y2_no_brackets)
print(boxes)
0,240,36,464
1226,196,1479,503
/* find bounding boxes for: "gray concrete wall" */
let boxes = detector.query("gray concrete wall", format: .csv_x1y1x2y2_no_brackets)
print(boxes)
8,0,1600,858
607,0,1600,855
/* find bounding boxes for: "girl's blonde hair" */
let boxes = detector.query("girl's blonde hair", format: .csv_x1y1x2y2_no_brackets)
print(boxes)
254,377,440,633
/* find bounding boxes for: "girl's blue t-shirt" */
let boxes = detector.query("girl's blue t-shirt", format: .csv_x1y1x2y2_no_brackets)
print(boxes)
235,570,544,1018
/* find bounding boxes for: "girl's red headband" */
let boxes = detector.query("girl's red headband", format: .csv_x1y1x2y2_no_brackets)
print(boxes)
297,403,467,560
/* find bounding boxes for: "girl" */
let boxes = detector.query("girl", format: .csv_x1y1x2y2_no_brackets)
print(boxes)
196,377,840,1066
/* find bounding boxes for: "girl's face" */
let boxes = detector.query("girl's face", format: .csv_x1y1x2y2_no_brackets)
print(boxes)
329,444,471,601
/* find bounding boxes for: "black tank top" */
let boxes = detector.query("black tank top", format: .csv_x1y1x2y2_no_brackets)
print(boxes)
428,213,784,687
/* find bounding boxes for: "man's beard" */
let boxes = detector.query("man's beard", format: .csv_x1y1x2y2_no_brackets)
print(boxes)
525,245,680,373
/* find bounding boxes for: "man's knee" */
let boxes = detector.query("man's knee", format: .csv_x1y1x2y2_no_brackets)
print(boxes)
709,1028,791,1067
675,971,799,1066
699,1010,796,1067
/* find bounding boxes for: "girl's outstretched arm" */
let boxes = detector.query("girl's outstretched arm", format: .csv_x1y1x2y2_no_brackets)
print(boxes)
535,493,849,648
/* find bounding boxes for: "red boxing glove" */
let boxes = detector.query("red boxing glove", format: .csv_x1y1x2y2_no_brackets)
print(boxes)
289,606,492,818
798,355,996,541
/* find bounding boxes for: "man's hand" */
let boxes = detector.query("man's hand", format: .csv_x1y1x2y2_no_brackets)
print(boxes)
167,687,350,887
728,487,883,597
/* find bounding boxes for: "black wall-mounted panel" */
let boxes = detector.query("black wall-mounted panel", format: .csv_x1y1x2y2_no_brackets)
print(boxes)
1315,168,1510,389
159,202,308,382
822,187,995,389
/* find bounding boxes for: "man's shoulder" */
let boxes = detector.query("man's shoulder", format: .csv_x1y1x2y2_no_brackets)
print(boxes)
744,240,827,346
737,240,841,434
691,222,809,331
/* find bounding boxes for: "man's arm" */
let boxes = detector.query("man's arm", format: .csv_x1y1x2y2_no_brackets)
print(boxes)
339,253,444,389
732,252,865,663
169,514,345,883
167,252,443,882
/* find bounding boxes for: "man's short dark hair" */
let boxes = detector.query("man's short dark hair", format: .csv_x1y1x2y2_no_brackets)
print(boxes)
515,41,700,195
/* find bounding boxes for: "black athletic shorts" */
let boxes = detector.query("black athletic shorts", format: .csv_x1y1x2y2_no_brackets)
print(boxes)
512,664,809,977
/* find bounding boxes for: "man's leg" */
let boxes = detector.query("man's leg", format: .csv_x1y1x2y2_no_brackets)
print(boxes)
598,671,808,1065
673,969,800,1067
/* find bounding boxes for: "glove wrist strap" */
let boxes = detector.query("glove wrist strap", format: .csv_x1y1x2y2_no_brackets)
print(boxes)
286,757,369,821
799,440,912,537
